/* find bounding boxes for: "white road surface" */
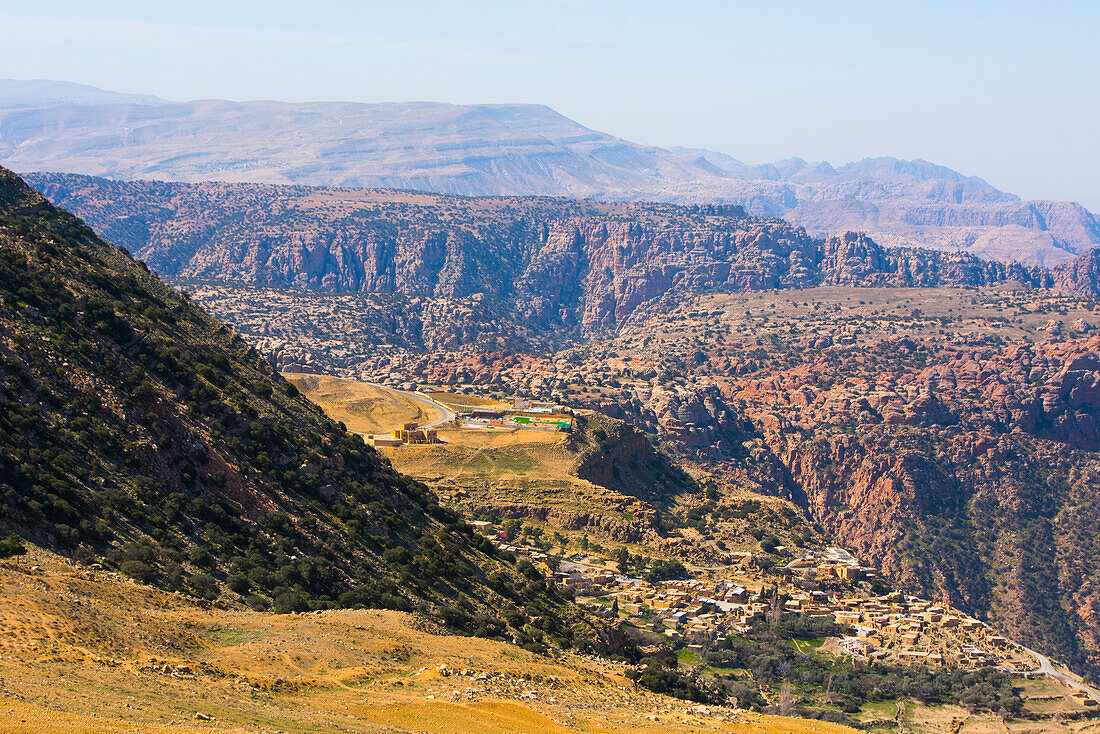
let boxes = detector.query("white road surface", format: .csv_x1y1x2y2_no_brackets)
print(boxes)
1018,646,1100,700
391,387,455,429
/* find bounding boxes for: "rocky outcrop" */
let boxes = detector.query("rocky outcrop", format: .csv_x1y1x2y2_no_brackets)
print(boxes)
1051,249,1100,299
572,413,698,510
627,334,1100,678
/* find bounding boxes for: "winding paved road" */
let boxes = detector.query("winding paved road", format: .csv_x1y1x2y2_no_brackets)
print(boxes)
1017,646,1100,700
358,383,455,432
400,389,455,429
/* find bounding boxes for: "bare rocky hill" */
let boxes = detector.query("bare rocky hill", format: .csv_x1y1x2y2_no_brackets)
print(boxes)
2,80,1097,265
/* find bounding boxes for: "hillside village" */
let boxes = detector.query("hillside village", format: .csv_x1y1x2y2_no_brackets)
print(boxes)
288,371,1100,716
486,526,1100,707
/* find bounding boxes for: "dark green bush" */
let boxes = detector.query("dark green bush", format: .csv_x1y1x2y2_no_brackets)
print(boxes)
0,534,26,559
226,573,250,594
188,572,219,600
273,590,311,614
120,559,158,584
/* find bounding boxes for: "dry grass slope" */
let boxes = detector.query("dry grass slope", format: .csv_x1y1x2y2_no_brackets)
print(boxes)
0,549,858,734
285,373,444,435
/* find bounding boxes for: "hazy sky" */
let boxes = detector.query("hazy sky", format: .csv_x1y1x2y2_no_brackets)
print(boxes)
2,0,1098,210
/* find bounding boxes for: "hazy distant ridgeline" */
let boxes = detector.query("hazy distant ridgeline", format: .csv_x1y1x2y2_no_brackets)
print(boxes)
3,80,1098,267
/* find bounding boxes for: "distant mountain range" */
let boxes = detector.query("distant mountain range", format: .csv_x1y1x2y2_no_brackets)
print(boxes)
2,79,1098,267
0,78,165,108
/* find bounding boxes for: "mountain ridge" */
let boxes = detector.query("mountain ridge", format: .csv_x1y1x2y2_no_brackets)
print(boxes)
2,79,1097,266
0,78,167,108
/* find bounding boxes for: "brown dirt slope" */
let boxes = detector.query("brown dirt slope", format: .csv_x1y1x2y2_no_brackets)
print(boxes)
285,373,443,435
0,549,855,734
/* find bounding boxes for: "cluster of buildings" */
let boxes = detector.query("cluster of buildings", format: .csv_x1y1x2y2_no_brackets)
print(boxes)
478,531,1100,704
606,577,776,641
785,547,878,584
392,423,440,444
370,422,440,447
828,596,1035,669
455,401,572,431
546,557,779,640
476,531,1100,706
525,544,1036,673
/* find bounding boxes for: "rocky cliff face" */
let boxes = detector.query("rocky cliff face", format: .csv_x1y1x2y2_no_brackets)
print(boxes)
762,339,1100,677
572,412,698,511
1051,250,1100,301
27,174,1100,347
608,332,1100,677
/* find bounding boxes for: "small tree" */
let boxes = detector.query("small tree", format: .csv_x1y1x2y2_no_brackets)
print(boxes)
0,535,26,559
273,590,311,614
778,680,797,716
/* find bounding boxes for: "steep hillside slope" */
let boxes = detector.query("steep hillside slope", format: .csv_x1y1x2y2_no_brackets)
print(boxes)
0,548,859,734
27,173,1100,357
0,167,611,650
2,80,1097,263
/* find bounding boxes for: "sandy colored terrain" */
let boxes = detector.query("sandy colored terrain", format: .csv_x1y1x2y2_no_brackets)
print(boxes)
0,549,857,734
383,427,571,482
285,373,445,435
287,376,577,485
